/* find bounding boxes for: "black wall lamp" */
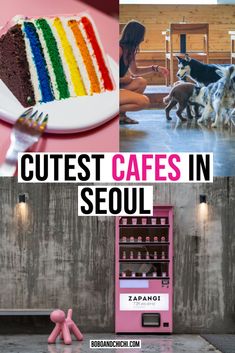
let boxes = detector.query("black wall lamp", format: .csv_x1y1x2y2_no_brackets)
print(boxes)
18,193,29,203
199,194,207,204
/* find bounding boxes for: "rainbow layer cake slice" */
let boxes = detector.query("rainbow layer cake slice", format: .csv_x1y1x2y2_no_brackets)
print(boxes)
0,15,114,107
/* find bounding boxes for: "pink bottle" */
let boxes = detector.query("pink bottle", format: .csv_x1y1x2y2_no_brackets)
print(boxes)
130,236,135,242
130,251,134,259
132,218,137,225
122,251,126,260
142,218,147,225
146,236,150,242
161,236,166,242
151,218,157,225
154,251,158,259
161,251,165,259
146,251,150,260
131,272,136,277
48,309,83,345
137,251,141,260
137,236,142,242
122,236,127,242
154,236,158,242
121,272,126,277
122,218,127,225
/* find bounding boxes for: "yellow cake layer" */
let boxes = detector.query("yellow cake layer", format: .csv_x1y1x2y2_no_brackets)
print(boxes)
53,18,86,96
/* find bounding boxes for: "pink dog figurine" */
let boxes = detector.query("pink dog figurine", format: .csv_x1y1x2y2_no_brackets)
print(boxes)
48,309,83,345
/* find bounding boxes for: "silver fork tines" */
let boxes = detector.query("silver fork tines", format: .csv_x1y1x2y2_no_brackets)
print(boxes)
0,108,49,176
20,107,34,118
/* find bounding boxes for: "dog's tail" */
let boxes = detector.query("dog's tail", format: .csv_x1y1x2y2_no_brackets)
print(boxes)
163,94,171,105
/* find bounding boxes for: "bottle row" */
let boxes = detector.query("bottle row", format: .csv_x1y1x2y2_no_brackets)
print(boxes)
121,250,167,260
120,235,167,243
120,217,168,226
120,271,168,278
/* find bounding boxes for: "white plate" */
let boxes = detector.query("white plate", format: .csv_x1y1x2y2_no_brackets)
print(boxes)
0,55,118,134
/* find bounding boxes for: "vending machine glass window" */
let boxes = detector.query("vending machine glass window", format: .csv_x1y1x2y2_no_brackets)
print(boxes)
115,206,173,333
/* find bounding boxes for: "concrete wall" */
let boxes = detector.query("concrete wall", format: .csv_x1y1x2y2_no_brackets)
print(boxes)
0,179,115,333
153,178,235,333
0,177,234,333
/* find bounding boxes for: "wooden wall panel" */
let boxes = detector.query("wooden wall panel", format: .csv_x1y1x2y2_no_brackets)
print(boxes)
120,5,235,52
120,5,234,84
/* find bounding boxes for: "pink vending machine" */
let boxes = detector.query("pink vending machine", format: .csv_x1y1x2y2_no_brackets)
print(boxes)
115,206,173,333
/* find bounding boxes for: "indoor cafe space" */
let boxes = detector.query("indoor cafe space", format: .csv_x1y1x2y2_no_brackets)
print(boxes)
120,0,235,176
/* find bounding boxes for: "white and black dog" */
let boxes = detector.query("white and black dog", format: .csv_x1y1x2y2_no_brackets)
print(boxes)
189,65,235,127
177,54,230,86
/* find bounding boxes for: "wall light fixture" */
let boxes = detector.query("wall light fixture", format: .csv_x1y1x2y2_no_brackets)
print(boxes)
199,194,207,204
18,193,29,203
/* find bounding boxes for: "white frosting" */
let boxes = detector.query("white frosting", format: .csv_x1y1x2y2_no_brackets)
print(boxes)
22,26,41,102
12,15,25,24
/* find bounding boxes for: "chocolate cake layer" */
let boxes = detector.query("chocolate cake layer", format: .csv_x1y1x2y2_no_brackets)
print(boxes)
0,24,35,107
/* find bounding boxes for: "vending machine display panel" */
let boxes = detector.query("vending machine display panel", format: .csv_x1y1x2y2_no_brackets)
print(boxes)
115,206,173,333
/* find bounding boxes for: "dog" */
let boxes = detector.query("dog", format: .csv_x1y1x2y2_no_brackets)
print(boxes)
189,65,235,127
163,82,201,121
176,54,230,86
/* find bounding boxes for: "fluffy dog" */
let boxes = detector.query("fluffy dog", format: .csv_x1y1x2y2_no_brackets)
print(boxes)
189,65,235,127
163,82,200,121
176,54,230,86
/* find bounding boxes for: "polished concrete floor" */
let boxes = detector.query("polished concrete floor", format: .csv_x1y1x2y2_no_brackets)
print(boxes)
0,334,222,353
120,109,235,176
202,335,235,353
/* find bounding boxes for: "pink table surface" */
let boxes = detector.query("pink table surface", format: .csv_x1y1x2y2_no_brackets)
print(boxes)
0,0,119,164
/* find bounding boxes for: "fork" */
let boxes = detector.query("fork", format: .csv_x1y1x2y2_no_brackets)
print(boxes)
0,108,48,176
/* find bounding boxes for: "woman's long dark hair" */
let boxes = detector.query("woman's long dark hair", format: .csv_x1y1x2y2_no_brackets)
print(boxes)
120,20,146,66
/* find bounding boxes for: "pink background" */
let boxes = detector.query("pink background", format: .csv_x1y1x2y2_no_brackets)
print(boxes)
0,0,119,165
81,0,118,17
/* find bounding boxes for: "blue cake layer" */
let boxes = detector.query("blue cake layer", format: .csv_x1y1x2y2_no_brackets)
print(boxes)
23,22,54,103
